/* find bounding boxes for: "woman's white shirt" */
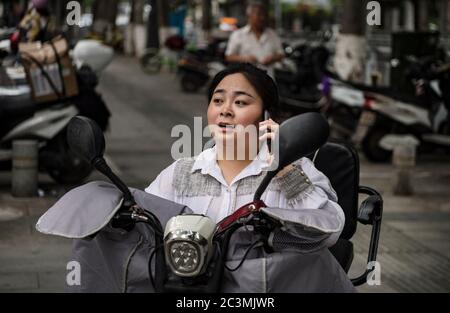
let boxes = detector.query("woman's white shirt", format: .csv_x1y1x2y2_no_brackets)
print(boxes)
145,147,345,247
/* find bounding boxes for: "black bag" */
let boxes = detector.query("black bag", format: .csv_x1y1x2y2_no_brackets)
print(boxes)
73,65,110,131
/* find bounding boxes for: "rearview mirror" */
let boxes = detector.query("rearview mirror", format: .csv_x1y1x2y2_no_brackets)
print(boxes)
276,112,330,171
254,112,329,201
67,116,105,164
67,116,135,207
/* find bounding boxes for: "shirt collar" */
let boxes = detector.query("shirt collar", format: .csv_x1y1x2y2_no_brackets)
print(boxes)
190,144,272,186
244,25,269,42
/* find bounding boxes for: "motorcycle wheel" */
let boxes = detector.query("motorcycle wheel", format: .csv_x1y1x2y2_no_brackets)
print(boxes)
41,132,93,184
180,73,204,93
361,127,392,163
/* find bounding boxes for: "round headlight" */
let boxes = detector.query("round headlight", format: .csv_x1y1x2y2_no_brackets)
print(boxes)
164,215,217,277
169,241,200,274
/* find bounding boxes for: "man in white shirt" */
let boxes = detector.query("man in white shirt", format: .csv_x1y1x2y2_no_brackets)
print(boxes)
225,1,285,75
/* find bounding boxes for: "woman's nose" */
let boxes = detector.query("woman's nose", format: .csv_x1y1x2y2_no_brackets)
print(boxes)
220,111,233,118
219,103,234,117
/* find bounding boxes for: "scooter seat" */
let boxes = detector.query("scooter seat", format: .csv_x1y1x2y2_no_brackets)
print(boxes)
0,86,36,117
350,83,427,107
329,73,429,108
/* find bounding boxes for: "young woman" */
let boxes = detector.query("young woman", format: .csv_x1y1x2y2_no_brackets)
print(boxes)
146,63,350,291
147,62,345,247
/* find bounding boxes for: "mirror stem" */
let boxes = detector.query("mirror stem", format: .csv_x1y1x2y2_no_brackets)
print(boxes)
92,157,135,207
254,171,277,202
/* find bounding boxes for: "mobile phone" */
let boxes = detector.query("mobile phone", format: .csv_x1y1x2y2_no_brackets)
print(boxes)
263,110,272,153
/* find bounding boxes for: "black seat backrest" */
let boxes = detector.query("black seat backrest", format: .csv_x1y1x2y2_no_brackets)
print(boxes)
312,142,359,240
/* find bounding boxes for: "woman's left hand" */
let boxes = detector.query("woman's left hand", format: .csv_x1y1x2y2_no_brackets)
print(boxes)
259,118,279,143
259,118,295,177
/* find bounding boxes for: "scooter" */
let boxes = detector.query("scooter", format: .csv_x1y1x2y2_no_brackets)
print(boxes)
177,38,227,93
35,113,358,292
356,56,450,162
0,38,113,184
325,73,366,141
0,28,15,52
177,54,226,93
275,42,331,115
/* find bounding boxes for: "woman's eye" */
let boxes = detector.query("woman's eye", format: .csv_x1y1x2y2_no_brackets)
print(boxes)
235,100,247,106
213,98,223,104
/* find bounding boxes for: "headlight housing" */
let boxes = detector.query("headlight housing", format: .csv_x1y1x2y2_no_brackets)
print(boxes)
164,215,216,277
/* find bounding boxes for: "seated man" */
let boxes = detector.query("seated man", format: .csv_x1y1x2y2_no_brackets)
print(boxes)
225,1,285,77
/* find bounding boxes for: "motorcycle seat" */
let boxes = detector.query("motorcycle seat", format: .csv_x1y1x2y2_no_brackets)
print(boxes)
332,75,428,107
310,142,383,285
351,83,427,106
327,70,432,107
313,142,359,241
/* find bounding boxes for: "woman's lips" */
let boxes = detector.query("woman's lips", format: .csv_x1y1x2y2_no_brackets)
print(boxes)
218,123,235,133
220,127,235,133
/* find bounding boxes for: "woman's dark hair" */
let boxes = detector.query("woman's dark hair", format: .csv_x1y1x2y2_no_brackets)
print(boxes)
207,63,280,121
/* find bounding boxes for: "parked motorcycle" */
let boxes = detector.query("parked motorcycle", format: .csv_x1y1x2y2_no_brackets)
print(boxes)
325,51,450,162
35,113,366,293
0,28,15,52
325,72,366,141
275,42,331,115
0,38,113,184
358,56,450,162
177,38,227,93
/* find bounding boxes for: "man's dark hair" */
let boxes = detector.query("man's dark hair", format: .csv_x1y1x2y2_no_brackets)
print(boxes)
246,0,268,15
207,63,280,121
247,0,267,12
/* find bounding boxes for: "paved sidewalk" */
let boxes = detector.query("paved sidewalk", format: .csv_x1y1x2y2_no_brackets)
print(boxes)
351,154,450,292
0,175,71,292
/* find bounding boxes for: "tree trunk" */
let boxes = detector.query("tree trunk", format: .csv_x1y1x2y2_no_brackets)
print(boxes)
333,0,367,83
340,0,366,35
147,0,160,49
441,0,450,33
417,0,428,31
92,0,119,34
158,0,171,46
202,0,212,31
159,0,169,27
132,0,145,24
48,0,70,28
126,0,149,57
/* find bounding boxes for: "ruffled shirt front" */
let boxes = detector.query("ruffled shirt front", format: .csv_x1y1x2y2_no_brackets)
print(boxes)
145,146,345,247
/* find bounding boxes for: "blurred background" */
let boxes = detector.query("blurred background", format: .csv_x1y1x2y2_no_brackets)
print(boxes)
0,0,449,293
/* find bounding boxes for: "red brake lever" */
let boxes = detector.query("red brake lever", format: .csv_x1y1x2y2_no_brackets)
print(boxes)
216,200,266,234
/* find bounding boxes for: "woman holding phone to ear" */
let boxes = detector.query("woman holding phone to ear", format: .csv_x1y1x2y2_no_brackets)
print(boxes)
146,63,354,292
145,63,351,291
